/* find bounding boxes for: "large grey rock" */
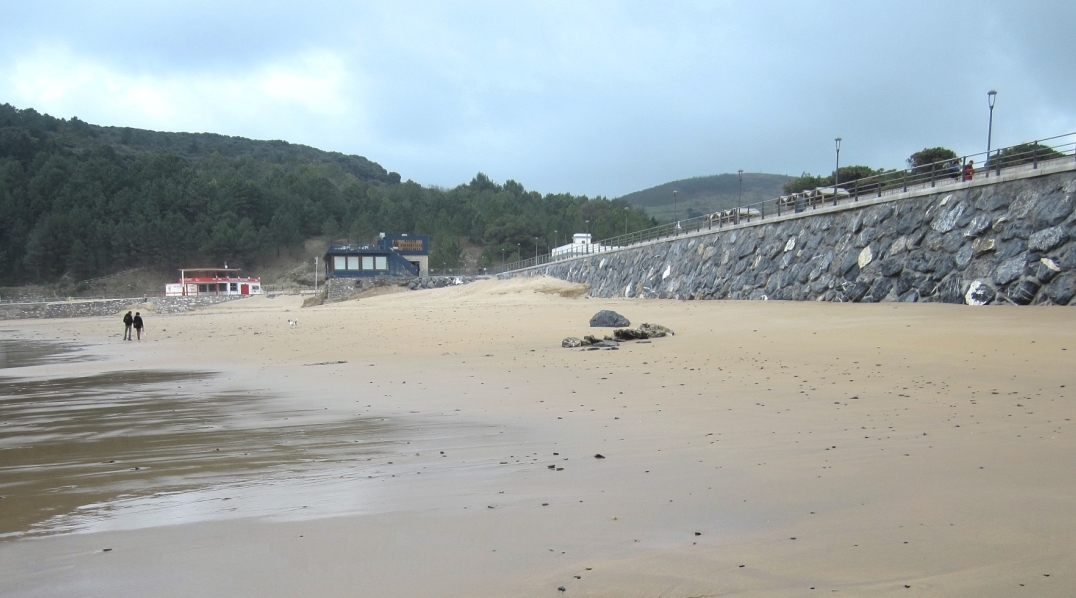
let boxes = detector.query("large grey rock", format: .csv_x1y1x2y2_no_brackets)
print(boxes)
1034,258,1061,283
1008,279,1041,305
1058,244,1076,270
1028,226,1069,252
937,277,965,304
589,310,630,327
994,257,1026,285
1047,272,1076,305
864,278,894,303
846,281,870,302
1031,192,1075,229
998,220,1034,241
995,240,1027,260
931,202,966,233
963,213,993,237
955,245,974,268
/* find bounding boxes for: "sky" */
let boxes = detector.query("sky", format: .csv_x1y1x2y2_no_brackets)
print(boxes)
2,1,1074,197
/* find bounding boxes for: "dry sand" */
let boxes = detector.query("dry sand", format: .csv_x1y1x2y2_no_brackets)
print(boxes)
1,276,1075,597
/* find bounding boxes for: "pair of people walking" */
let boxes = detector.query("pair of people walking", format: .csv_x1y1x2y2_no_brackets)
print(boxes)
122,311,145,341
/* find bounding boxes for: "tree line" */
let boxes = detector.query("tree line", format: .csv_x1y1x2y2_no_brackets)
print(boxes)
782,144,1065,196
0,104,656,284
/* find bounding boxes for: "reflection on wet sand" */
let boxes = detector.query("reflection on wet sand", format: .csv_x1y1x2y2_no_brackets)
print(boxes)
0,338,92,369
0,368,456,538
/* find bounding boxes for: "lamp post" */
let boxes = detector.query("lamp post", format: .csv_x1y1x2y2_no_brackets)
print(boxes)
834,137,842,197
534,236,538,261
737,169,743,209
313,256,318,295
517,243,520,262
736,170,743,224
986,90,997,171
673,190,677,220
624,207,629,235
554,229,558,247
585,220,589,234
502,248,506,265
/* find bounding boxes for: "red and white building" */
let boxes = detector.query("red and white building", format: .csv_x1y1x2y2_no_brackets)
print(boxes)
165,268,262,297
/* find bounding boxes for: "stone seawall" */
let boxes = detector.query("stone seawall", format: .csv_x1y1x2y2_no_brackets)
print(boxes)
0,294,249,320
503,166,1076,306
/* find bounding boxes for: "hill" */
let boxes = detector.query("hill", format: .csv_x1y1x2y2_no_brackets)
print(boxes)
0,103,655,289
618,172,792,221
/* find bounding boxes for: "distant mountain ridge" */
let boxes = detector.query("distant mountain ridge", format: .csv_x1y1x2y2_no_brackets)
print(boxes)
618,172,792,221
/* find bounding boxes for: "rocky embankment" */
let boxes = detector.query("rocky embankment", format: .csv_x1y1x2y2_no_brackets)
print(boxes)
506,168,1076,306
407,276,484,290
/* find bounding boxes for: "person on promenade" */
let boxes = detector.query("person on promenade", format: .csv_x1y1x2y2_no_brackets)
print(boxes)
133,312,145,340
123,311,133,341
947,159,961,180
963,160,975,182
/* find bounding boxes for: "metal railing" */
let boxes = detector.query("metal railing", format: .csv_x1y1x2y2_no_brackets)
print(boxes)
493,132,1076,275
427,268,492,277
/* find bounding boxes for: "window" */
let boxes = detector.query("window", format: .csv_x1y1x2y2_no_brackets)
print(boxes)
230,283,238,292
334,256,346,271
375,256,387,270
362,256,374,270
347,256,359,270
199,284,208,293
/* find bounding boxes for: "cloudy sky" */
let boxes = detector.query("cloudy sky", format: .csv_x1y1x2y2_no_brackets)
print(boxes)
2,1,1074,197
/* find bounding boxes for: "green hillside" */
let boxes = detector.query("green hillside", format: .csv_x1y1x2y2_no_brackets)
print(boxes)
618,172,792,221
0,103,655,287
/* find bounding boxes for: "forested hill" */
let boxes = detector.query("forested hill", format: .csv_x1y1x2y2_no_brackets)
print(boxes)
0,103,655,285
618,172,792,221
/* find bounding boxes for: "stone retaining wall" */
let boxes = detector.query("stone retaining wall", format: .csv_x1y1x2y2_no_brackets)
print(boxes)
503,166,1076,306
0,294,249,320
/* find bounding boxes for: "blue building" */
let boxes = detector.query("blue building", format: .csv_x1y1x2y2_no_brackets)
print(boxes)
324,233,430,279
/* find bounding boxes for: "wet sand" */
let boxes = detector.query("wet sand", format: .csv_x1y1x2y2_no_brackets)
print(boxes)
1,277,1075,597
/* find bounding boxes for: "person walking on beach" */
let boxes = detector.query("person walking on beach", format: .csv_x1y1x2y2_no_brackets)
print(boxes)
123,311,133,341
133,312,145,340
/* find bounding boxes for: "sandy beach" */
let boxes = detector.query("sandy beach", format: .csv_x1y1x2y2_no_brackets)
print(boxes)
2,277,1075,597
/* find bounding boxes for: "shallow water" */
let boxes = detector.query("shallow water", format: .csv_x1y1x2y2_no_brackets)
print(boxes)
0,366,490,538
0,338,91,369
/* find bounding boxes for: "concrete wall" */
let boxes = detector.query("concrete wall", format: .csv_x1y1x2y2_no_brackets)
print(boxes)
0,294,249,320
502,163,1076,306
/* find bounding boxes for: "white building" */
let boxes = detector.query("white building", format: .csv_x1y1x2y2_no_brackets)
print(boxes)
551,233,616,259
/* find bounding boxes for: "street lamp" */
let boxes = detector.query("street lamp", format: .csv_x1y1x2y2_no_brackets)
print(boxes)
673,190,678,220
585,220,589,234
834,137,842,197
987,90,998,172
502,247,506,265
534,236,538,261
624,207,629,235
517,243,521,261
554,229,558,247
737,170,743,224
